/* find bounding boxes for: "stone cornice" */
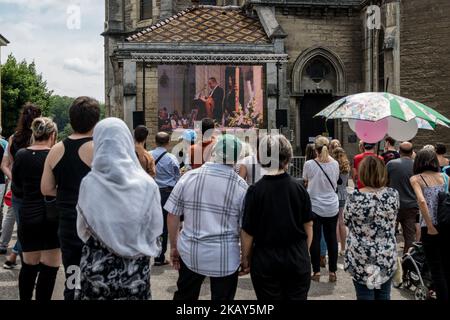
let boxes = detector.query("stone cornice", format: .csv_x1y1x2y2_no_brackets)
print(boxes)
128,52,288,64
116,41,277,54
248,0,362,8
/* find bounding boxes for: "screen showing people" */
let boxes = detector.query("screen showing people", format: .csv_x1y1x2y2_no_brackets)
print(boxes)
158,65,265,132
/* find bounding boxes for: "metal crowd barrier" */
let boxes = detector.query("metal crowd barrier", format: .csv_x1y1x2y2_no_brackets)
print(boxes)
289,156,306,178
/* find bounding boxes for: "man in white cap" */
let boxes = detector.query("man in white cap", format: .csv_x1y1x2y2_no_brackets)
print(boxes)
166,134,248,300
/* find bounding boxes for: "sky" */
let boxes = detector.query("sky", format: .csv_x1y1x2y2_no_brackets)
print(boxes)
0,0,105,102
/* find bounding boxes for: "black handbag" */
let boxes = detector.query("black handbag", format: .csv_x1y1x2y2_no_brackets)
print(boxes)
437,173,450,228
44,196,59,223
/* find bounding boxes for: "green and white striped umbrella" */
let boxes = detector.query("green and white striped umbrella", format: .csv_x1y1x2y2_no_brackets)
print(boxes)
315,92,450,128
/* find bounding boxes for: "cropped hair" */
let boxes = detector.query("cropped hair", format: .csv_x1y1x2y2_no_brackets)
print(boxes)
69,96,100,134
134,125,149,143
435,143,447,155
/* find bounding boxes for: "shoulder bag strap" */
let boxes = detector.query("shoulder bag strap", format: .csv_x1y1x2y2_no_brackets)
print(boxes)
314,160,337,192
252,163,256,185
155,151,168,166
419,175,429,188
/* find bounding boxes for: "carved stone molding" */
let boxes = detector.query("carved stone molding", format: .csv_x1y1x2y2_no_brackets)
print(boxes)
291,46,346,96
130,52,289,64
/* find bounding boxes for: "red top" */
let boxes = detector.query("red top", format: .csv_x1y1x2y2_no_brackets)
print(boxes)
353,152,384,189
190,140,215,169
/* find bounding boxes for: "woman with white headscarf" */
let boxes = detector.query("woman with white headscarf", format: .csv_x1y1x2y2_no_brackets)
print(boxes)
76,118,163,300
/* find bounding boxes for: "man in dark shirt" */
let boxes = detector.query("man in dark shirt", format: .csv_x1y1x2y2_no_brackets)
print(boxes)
382,136,400,164
387,141,418,253
207,78,224,123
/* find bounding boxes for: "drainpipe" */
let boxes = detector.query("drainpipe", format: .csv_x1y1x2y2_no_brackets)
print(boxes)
142,59,146,121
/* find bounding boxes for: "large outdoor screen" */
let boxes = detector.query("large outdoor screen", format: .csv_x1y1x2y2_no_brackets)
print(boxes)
158,65,265,132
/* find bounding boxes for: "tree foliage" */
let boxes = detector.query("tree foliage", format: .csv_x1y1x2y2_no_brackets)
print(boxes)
48,95,74,133
2,54,106,140
1,54,52,136
49,97,105,141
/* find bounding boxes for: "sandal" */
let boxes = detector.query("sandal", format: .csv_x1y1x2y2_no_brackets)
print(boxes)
329,273,337,283
320,256,327,268
311,273,321,282
154,260,170,267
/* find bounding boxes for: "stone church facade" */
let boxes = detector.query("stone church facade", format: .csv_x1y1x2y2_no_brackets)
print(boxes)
103,0,450,155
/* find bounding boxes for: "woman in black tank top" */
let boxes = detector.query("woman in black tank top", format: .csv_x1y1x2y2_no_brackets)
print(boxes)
53,137,93,210
51,137,93,300
41,95,100,300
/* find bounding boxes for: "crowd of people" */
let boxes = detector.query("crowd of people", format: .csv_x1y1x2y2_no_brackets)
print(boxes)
0,98,449,301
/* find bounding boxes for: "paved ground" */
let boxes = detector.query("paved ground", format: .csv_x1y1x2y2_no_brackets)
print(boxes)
0,183,414,301
0,236,414,300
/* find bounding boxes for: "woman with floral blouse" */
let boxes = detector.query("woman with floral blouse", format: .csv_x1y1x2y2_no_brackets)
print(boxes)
345,156,399,300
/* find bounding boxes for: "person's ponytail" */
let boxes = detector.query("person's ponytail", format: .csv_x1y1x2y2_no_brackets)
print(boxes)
315,136,330,162
319,145,329,162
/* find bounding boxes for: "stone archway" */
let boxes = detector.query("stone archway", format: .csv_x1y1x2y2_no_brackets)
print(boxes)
292,46,347,96
292,47,347,153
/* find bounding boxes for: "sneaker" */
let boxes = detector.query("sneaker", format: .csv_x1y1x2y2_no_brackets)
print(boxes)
3,260,17,269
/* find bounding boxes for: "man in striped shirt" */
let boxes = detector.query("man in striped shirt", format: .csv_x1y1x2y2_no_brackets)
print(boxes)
166,134,248,300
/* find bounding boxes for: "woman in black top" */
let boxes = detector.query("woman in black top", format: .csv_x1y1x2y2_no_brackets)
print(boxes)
41,96,100,300
1,103,41,269
241,135,314,300
12,117,59,300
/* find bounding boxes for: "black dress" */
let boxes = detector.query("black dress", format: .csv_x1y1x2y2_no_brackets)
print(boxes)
12,148,59,252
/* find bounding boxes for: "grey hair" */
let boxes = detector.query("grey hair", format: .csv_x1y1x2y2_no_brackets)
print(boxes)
259,134,293,170
422,145,435,152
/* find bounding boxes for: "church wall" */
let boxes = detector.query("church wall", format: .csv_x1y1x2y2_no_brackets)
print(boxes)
401,0,450,150
276,10,363,155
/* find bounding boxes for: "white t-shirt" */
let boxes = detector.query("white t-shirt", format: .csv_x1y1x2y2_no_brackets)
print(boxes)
303,158,339,217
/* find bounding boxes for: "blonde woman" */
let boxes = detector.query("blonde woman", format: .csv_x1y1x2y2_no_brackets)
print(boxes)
303,136,340,282
332,147,351,255
12,118,60,300
329,139,341,155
